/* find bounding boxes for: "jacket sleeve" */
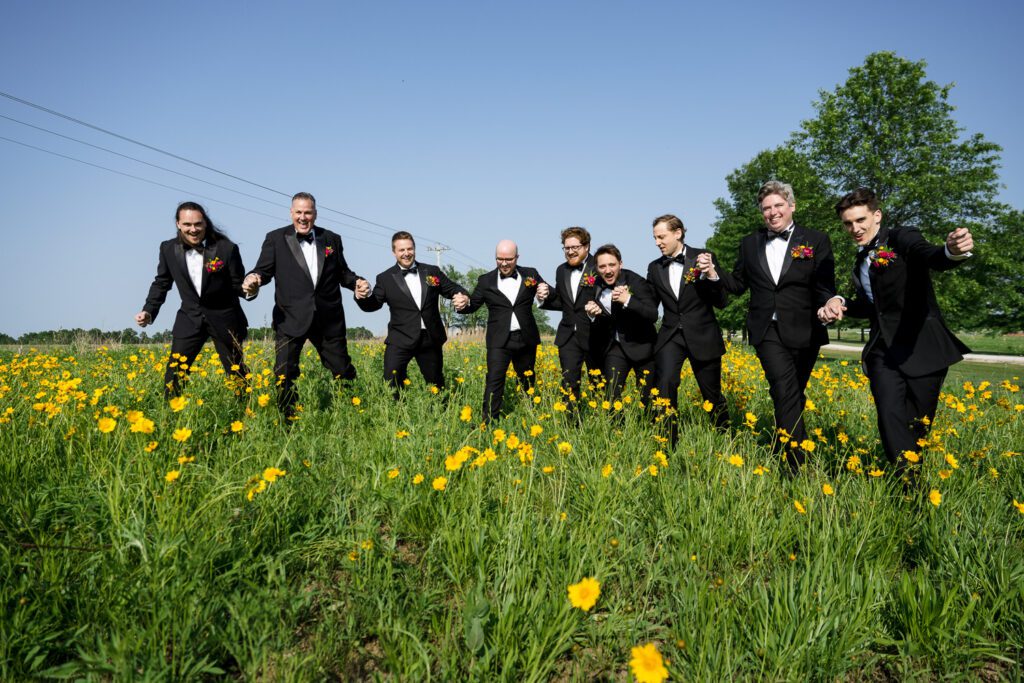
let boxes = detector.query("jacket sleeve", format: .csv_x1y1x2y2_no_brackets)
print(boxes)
720,247,749,295
626,275,659,323
439,270,469,299
896,227,966,272
461,275,487,315
334,239,360,290
696,252,728,309
228,243,252,300
812,233,837,307
539,267,562,310
249,233,277,285
142,246,174,322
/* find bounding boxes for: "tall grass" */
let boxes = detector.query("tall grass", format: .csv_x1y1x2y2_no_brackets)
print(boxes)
1,341,1022,680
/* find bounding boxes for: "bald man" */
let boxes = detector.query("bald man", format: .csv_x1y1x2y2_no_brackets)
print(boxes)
460,240,548,422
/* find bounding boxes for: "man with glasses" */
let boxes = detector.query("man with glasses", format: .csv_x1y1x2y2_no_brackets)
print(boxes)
460,240,548,422
537,227,600,411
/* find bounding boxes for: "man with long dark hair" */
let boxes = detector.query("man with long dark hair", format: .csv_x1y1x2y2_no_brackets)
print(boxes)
137,201,252,396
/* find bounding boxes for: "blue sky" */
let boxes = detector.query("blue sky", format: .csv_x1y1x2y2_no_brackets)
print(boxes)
1,0,1021,337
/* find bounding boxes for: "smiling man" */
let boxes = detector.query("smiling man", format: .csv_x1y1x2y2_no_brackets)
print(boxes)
355,231,469,397
818,187,973,477
582,244,658,403
700,181,835,472
537,226,600,410
460,240,547,422
243,192,370,418
137,201,252,397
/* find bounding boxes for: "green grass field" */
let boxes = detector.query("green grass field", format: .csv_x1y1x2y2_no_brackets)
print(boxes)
2,341,1023,680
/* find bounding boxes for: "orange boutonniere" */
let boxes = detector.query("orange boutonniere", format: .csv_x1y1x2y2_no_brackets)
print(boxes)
790,244,814,259
204,257,225,273
523,276,537,288
684,266,701,284
870,247,897,269
425,275,440,286
324,246,334,257
581,271,597,287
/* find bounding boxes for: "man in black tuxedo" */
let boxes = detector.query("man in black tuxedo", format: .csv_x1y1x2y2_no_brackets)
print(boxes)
243,192,370,417
137,201,252,397
583,244,657,403
537,226,600,406
701,181,836,471
356,231,470,396
819,188,973,475
460,239,547,422
646,215,729,439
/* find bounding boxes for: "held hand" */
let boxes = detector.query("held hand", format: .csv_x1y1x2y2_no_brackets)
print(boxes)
452,293,469,311
946,227,974,256
536,282,550,302
354,278,371,299
695,252,717,278
242,273,261,296
584,300,602,317
818,297,846,323
611,285,630,305
134,311,152,327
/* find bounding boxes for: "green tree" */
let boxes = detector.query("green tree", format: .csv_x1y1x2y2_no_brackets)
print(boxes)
794,51,1008,327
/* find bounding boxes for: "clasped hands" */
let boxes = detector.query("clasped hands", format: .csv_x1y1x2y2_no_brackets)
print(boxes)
817,297,846,324
451,293,469,311
695,253,717,278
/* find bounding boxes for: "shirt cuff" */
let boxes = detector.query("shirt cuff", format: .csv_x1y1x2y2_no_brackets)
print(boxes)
944,246,971,261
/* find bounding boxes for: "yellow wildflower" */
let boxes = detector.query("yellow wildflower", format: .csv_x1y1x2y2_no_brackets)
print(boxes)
567,577,600,612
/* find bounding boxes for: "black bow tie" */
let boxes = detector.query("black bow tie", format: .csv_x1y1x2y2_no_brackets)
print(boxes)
296,231,314,244
662,253,686,266
766,228,792,242
499,272,517,280
183,243,205,254
401,266,418,275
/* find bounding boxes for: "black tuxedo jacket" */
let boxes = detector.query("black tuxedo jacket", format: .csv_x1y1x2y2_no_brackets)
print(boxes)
143,236,250,340
462,267,546,347
539,255,599,350
590,269,658,362
249,225,361,338
842,226,970,377
721,225,835,348
646,246,728,360
356,262,468,349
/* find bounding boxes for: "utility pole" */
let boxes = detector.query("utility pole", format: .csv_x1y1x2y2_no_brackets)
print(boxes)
426,244,452,332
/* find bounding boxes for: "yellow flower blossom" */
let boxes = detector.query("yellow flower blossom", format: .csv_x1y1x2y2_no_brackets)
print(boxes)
432,476,447,491
728,454,744,468
567,577,600,611
601,464,613,478
172,428,192,443
165,470,180,483
929,489,942,507
412,473,425,485
557,442,572,455
262,467,286,482
459,405,472,422
169,396,188,412
230,421,244,433
97,417,116,433
793,500,806,514
822,483,834,496
629,643,669,683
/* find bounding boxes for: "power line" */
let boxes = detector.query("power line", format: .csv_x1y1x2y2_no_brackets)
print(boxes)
0,134,388,250
0,89,487,268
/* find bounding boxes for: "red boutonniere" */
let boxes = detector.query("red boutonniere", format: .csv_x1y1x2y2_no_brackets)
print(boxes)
870,247,897,269
581,271,597,287
324,246,334,257
523,276,537,288
790,244,814,259
204,257,225,273
425,275,440,287
684,266,701,284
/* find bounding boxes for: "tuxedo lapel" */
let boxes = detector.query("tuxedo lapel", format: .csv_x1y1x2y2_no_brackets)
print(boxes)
199,242,213,298
284,231,313,284
173,242,199,298
315,229,327,281
755,232,772,283
680,246,697,298
391,269,416,306
419,266,430,309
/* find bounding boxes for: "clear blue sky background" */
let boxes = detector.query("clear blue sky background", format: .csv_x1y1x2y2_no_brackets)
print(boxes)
2,0,1021,337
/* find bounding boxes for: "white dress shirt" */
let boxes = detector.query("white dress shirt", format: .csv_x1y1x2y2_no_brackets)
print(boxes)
668,247,685,299
765,223,793,285
402,267,426,329
299,234,318,285
185,248,203,296
497,271,522,332
569,267,583,303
